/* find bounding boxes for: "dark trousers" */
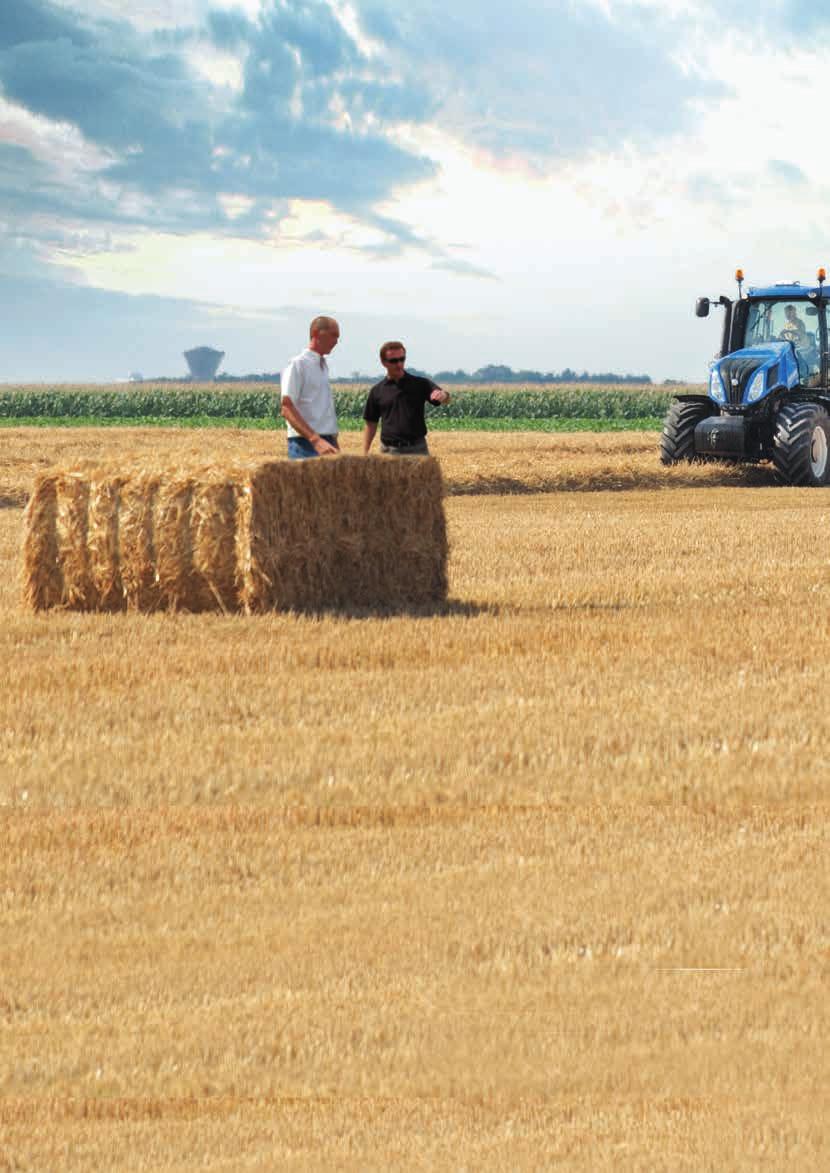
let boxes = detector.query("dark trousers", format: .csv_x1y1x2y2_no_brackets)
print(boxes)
379,438,429,456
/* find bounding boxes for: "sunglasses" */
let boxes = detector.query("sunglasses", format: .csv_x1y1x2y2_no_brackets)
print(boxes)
385,357,405,364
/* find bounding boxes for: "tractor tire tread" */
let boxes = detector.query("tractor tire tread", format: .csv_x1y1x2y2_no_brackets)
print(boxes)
771,401,830,486
660,399,712,465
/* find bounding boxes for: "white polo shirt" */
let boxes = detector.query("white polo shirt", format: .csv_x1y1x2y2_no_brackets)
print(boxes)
280,348,338,438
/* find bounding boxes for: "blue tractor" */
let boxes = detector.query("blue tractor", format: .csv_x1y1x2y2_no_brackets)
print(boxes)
661,268,830,485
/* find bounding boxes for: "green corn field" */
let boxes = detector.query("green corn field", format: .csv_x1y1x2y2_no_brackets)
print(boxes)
0,382,692,422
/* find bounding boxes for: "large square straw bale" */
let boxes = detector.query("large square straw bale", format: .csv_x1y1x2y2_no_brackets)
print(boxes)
22,456,447,613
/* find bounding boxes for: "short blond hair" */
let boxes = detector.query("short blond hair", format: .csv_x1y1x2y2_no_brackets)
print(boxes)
380,340,405,362
310,315,338,338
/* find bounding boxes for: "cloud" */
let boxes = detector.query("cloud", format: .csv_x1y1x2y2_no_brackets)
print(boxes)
0,0,436,259
0,1,731,262
780,1,830,34
0,0,88,50
768,158,806,185
206,6,255,50
430,257,498,280
0,14,204,148
355,0,726,162
726,0,830,40
8,0,790,309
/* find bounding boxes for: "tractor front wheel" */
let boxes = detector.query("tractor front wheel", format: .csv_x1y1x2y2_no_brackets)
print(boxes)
771,402,830,486
659,399,713,465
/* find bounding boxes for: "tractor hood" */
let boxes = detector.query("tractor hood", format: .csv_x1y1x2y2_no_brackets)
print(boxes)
709,341,798,408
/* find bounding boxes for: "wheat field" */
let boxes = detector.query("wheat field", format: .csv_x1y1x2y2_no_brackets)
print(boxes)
1,428,827,1169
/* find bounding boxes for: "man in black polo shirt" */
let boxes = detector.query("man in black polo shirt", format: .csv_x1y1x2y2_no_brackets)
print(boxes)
362,340,450,455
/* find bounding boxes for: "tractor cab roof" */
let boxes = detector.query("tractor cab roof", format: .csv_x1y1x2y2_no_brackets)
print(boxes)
746,283,823,300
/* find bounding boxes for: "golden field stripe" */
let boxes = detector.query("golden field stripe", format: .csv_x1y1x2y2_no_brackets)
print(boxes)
2,802,828,850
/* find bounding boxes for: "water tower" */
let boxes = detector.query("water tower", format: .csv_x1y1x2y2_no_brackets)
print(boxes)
184,346,225,380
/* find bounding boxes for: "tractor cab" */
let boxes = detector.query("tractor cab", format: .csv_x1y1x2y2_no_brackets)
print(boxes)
696,275,827,411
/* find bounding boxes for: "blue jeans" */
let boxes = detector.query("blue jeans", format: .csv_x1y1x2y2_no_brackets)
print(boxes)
287,434,339,460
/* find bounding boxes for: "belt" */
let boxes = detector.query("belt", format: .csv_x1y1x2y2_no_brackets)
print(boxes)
382,438,425,448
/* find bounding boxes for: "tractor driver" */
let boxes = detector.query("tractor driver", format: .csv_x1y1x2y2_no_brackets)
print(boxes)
779,304,808,345
780,304,820,384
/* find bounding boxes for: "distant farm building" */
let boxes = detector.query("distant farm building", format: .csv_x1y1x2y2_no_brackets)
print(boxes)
184,347,225,380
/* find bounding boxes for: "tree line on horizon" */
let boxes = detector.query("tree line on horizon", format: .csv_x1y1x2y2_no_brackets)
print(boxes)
158,363,654,385
423,365,653,385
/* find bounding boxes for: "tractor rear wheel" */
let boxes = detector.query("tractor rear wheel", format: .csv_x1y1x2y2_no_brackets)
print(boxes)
771,401,830,486
660,399,713,464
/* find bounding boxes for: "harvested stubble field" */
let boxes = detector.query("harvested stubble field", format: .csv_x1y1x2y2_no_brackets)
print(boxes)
1,428,827,1170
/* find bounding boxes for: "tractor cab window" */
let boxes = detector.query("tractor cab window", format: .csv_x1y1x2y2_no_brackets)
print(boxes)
745,299,821,385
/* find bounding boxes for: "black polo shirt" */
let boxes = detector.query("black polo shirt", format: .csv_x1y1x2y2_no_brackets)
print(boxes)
363,372,439,445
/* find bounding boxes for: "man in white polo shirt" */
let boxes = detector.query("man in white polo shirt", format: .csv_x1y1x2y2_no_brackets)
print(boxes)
280,316,340,459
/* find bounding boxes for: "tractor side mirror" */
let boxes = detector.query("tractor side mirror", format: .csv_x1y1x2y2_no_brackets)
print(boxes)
695,297,711,318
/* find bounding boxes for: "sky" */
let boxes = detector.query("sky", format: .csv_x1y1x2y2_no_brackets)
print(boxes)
2,0,829,382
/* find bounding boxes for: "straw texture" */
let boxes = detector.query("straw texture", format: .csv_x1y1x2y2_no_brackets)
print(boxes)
22,456,447,613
